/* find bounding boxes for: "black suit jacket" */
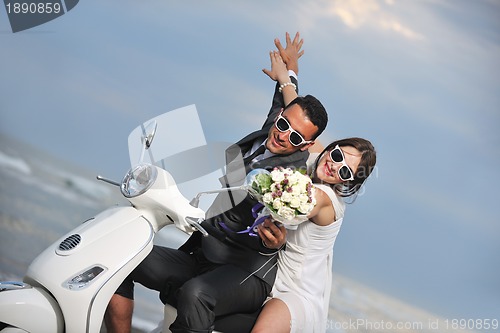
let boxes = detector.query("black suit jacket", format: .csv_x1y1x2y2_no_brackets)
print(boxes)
181,76,307,286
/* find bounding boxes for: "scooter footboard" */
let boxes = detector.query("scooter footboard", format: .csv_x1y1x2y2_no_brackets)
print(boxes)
0,282,64,332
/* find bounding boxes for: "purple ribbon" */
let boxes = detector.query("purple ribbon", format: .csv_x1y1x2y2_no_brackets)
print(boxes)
219,202,269,237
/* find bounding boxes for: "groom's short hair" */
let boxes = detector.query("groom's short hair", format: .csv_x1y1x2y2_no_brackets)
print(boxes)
287,95,328,140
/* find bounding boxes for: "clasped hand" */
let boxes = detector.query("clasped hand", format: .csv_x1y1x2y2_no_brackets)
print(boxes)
256,217,287,249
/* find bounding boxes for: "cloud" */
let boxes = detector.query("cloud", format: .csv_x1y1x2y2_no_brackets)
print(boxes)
284,0,498,152
327,0,425,40
378,18,425,40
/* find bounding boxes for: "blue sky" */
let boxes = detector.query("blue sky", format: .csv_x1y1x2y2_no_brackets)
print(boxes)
1,0,499,320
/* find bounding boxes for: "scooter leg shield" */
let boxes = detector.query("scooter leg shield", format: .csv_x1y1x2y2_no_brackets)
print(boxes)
0,283,64,333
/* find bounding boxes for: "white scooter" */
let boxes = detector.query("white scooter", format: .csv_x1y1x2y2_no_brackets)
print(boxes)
0,105,259,333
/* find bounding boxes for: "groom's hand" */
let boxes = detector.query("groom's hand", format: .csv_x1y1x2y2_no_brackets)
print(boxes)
257,218,287,249
275,31,304,75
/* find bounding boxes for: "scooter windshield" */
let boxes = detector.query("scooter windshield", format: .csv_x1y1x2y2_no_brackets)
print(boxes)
127,105,207,167
127,105,230,203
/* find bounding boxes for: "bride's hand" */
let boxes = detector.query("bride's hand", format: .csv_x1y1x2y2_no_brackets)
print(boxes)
262,51,289,83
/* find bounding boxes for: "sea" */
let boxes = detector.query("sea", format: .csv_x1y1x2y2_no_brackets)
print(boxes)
0,133,469,333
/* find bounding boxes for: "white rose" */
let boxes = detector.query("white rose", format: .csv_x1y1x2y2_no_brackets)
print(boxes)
298,202,314,214
271,169,285,182
287,172,299,185
278,206,296,220
272,198,283,210
299,193,310,203
291,183,303,195
299,176,311,188
263,193,273,204
280,191,292,202
289,196,301,208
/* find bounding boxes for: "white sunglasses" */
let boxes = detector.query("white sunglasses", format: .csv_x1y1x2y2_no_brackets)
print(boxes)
329,145,354,181
274,111,313,146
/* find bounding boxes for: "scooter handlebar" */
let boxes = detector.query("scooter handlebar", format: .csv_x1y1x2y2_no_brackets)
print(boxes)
185,216,209,237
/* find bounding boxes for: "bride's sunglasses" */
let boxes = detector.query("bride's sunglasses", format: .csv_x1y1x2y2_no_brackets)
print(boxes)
329,145,355,181
274,111,314,147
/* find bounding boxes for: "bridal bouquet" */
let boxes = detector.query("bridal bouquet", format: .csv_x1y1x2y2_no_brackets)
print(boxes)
250,167,316,226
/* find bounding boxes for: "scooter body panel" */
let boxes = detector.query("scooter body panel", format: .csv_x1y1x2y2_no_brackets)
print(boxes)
0,283,63,332
24,206,155,333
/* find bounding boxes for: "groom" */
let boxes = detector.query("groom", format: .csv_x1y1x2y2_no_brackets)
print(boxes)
105,32,328,333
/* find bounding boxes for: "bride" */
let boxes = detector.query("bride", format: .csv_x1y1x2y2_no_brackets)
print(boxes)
252,44,377,333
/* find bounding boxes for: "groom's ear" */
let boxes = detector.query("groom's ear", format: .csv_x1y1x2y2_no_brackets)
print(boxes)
274,108,284,121
300,141,315,152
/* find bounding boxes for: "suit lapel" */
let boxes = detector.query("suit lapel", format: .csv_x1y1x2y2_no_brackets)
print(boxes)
220,126,310,187
222,129,268,187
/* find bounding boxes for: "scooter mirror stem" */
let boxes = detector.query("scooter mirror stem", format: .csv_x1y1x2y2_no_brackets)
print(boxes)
96,175,120,187
190,186,245,208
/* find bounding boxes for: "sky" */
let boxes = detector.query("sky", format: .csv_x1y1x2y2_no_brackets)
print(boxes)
1,0,499,321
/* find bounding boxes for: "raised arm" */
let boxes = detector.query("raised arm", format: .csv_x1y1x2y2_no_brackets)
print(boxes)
263,51,298,106
275,31,304,75
261,32,304,129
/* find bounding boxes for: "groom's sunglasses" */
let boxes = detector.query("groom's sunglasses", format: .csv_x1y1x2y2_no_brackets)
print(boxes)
330,145,355,181
274,111,314,147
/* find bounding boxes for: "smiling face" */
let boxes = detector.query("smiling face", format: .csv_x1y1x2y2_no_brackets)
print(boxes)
315,145,362,185
265,104,318,155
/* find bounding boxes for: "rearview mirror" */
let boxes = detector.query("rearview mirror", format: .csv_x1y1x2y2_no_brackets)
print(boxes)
142,120,157,149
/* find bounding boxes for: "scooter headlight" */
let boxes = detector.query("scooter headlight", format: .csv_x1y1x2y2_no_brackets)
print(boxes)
121,163,158,198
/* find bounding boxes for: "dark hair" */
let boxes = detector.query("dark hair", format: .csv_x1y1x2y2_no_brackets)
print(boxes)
286,95,328,140
314,137,377,198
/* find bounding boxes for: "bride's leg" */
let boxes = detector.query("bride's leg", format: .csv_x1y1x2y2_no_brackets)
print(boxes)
251,298,292,333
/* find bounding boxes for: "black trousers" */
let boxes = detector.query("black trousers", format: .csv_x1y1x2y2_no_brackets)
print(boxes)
115,245,270,333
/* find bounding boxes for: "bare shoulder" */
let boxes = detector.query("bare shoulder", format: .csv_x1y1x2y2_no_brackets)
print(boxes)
310,186,336,226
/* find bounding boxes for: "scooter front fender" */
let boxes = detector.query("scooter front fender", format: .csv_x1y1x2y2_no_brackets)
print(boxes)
0,282,63,333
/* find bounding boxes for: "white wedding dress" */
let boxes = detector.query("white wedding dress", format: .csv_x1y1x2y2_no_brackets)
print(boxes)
270,154,345,332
